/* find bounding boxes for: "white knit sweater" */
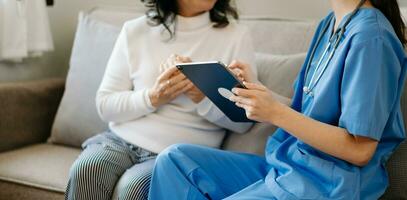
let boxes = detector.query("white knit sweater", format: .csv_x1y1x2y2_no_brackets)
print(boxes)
96,12,256,153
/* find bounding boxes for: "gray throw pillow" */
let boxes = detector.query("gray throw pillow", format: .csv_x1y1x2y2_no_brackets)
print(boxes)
222,53,306,155
48,13,120,147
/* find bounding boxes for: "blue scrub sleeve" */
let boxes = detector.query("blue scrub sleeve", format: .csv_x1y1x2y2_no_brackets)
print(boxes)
339,37,401,141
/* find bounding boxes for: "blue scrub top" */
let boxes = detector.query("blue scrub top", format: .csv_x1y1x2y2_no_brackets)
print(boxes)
265,8,407,200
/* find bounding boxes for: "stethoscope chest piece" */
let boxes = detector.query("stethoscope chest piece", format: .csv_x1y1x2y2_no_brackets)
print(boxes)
303,86,314,97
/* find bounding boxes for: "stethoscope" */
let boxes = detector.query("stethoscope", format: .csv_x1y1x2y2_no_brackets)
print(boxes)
302,0,367,97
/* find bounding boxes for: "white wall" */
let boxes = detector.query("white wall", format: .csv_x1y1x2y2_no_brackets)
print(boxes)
1,0,407,82
238,0,407,19
0,0,141,82
236,0,330,19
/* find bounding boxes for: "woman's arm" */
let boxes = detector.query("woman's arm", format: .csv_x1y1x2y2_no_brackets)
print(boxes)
273,102,378,167
196,98,253,133
230,82,378,167
96,24,156,123
97,26,191,123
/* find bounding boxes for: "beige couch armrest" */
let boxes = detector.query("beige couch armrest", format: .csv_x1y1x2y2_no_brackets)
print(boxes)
0,78,65,152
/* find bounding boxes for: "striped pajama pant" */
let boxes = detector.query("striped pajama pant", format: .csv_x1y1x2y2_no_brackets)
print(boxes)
65,131,156,200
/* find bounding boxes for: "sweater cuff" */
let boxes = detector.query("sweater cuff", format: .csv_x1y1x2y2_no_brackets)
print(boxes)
197,97,223,122
143,88,156,111
135,88,156,114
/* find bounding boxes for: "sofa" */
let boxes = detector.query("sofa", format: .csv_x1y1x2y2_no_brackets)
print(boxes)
0,7,406,200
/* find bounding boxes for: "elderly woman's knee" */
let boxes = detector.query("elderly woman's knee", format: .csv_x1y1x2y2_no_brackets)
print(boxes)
117,173,152,200
69,148,113,180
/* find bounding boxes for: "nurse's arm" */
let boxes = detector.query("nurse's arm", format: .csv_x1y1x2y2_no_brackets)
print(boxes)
271,105,379,167
271,91,292,106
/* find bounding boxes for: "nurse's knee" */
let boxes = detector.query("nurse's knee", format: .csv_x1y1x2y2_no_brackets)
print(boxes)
157,143,197,164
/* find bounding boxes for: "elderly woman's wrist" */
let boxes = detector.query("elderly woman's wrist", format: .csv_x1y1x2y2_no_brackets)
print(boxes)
148,90,159,108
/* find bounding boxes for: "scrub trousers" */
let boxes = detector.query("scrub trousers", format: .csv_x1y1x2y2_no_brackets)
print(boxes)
148,144,276,200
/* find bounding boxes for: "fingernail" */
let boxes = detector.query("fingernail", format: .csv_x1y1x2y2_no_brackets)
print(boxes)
232,88,236,93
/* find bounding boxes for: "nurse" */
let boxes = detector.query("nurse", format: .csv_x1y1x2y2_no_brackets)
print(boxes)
148,0,407,199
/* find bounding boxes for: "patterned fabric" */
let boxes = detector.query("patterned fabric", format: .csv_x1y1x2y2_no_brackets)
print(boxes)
65,131,156,200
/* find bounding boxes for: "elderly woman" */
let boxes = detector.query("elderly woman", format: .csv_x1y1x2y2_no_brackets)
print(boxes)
65,0,256,199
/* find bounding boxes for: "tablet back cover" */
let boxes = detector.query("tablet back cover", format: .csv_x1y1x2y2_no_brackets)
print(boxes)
177,62,253,123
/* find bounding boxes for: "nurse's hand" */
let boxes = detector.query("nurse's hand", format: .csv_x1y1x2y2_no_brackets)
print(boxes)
230,82,281,123
149,66,194,108
228,60,258,83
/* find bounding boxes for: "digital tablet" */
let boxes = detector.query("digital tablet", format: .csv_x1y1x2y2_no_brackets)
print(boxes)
176,61,254,123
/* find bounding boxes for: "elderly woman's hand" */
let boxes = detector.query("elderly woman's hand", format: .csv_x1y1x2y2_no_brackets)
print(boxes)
174,55,206,104
159,54,180,73
229,82,282,123
149,66,193,108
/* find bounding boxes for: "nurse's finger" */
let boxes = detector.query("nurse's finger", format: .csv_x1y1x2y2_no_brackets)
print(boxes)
230,95,253,106
228,60,250,71
235,102,246,109
243,82,267,91
231,87,254,97
235,102,252,114
235,101,247,108
231,68,243,77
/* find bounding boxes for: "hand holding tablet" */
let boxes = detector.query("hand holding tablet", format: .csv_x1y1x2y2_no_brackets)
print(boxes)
176,61,254,122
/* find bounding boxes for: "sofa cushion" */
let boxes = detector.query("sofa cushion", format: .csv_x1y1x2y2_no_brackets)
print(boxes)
0,144,81,193
0,181,64,200
48,14,120,147
241,20,317,55
223,53,306,155
256,53,306,98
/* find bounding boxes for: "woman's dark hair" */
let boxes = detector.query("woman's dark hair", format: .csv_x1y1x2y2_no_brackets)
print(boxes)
141,0,238,38
370,0,406,46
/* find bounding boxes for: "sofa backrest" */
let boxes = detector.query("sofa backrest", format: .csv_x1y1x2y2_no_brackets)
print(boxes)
88,7,318,55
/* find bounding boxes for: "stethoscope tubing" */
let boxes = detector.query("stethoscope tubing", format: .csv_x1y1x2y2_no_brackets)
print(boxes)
303,0,367,97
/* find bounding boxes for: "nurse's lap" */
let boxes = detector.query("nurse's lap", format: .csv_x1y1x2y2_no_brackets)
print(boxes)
222,179,277,200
